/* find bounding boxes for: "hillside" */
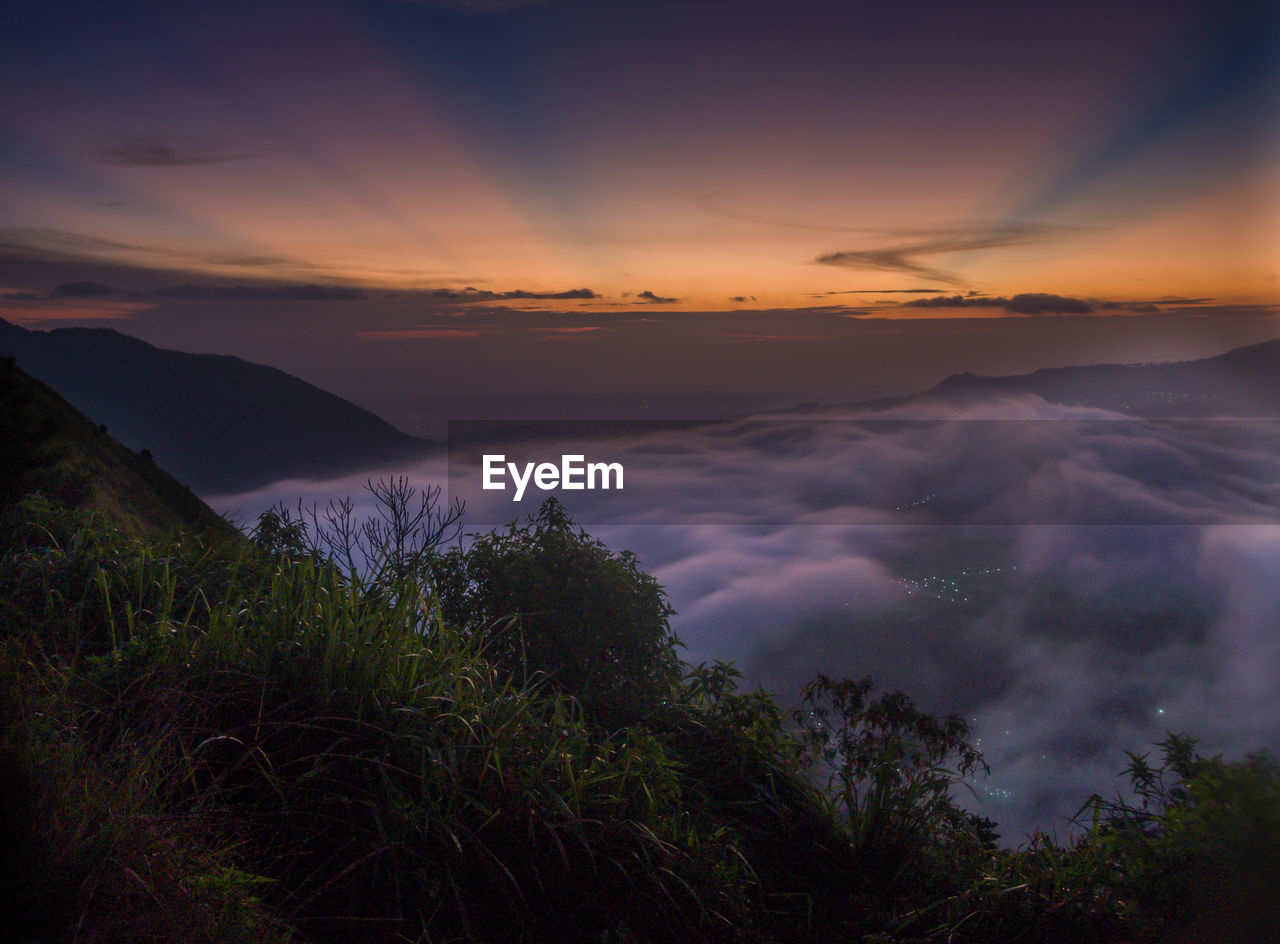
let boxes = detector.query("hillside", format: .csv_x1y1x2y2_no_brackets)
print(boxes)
922,338,1280,416
0,356,236,537
0,318,435,494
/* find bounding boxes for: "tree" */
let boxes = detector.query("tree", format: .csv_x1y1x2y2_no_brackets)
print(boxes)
794,675,991,874
1082,734,1280,940
252,477,464,585
433,498,682,718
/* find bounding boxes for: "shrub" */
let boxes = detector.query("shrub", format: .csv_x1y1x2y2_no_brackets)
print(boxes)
1082,734,1280,941
793,675,990,881
434,498,682,719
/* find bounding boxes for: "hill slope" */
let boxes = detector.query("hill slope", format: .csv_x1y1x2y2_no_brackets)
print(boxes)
923,338,1280,416
0,318,434,494
0,356,236,536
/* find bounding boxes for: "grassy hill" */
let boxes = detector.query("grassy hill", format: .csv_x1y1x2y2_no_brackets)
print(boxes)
0,355,236,537
0,317,434,494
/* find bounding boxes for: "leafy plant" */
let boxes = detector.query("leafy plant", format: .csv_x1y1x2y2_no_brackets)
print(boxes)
1080,734,1280,941
433,498,683,719
793,675,990,878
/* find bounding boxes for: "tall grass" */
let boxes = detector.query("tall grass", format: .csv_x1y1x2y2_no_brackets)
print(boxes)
5,504,770,941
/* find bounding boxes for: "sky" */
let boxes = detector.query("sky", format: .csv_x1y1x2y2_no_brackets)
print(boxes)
2,0,1278,416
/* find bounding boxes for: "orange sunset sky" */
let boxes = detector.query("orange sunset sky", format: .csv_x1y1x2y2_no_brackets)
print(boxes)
1,0,1277,413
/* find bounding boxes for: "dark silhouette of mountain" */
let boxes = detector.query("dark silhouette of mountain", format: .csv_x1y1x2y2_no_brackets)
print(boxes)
0,356,236,536
774,338,1280,418
920,338,1280,416
0,318,435,493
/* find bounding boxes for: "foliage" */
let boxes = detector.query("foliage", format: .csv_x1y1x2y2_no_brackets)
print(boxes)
1078,734,1280,941
794,675,990,871
433,498,683,718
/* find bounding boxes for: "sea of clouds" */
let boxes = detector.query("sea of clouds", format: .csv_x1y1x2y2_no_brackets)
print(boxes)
210,395,1280,842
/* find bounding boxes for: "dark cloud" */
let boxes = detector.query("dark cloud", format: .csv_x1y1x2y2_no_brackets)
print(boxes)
1006,293,1095,315
809,288,947,297
2,291,43,301
0,227,327,278
84,133,262,168
431,286,597,302
636,290,678,304
0,228,145,259
729,295,758,303
55,280,119,297
904,293,1158,315
1095,299,1159,314
154,283,366,300
816,224,1085,287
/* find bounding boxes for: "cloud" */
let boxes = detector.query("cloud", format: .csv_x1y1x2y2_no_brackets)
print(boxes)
1006,294,1097,315
0,228,145,258
810,288,947,297
0,298,148,324
0,228,342,284
636,290,678,304
1095,299,1159,314
55,280,119,297
431,286,597,302
84,133,262,168
212,396,1280,842
2,291,43,301
903,293,1159,315
725,333,828,343
356,328,488,340
155,283,366,300
816,224,1085,287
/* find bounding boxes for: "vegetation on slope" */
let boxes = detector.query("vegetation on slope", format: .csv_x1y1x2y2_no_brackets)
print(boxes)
0,356,236,537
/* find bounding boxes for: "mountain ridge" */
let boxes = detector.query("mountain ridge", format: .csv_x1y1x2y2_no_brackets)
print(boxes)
0,355,236,537
0,317,436,494
921,337,1280,415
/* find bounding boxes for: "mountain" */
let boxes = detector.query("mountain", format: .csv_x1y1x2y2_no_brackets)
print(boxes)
0,318,435,494
0,356,235,537
918,338,1280,416
787,337,1280,418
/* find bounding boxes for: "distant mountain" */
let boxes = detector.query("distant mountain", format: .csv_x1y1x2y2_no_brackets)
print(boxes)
796,338,1280,418
0,318,435,494
0,356,235,537
920,338,1280,416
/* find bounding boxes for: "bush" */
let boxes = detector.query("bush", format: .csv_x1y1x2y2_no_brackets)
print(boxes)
794,675,990,870
434,498,683,719
1082,734,1280,941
